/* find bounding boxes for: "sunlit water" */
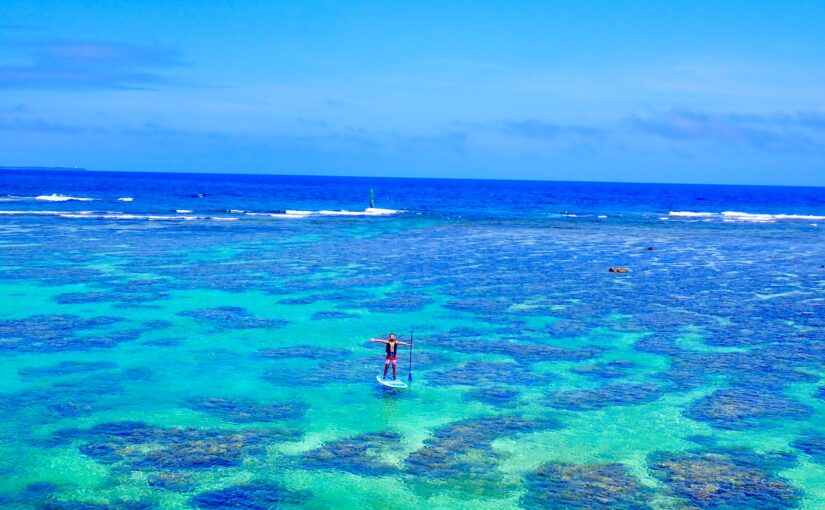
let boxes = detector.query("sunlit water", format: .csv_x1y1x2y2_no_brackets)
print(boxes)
1,170,824,509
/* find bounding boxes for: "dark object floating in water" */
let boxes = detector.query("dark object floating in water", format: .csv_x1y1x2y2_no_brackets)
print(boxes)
646,246,654,251
609,267,630,273
521,463,654,510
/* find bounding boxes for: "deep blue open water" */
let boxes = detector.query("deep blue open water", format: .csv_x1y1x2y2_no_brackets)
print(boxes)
1,169,824,509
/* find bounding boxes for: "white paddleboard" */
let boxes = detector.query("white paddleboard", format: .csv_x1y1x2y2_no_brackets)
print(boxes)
376,375,408,389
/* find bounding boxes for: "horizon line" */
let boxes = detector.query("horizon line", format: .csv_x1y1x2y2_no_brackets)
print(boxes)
1,165,824,190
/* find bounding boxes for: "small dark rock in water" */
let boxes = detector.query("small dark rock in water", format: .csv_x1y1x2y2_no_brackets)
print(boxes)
521,463,654,509
646,246,654,251
608,267,630,273
648,448,800,509
191,481,309,509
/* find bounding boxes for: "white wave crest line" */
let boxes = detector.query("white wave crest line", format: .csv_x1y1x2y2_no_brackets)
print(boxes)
669,210,825,221
668,211,715,217
35,194,96,202
117,197,134,202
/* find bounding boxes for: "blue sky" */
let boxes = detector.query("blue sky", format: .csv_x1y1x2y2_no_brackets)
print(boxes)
1,1,824,184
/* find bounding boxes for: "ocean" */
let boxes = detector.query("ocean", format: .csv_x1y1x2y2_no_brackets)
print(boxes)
1,169,824,509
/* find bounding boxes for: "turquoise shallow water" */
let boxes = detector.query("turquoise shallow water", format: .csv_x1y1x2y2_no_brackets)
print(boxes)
1,172,825,509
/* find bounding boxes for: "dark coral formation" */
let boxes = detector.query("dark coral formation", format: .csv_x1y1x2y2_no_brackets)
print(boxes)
545,320,591,337
686,387,812,430
264,357,375,386
0,315,139,352
38,499,156,509
571,361,634,380
2,372,125,420
428,361,554,387
361,291,432,313
148,471,194,492
18,361,117,378
544,384,662,411
257,345,350,360
301,431,400,476
431,331,602,364
521,463,653,509
310,310,359,320
53,421,299,471
178,307,287,331
792,432,825,465
405,415,560,494
191,481,309,509
185,397,307,423
648,448,800,509
466,387,520,406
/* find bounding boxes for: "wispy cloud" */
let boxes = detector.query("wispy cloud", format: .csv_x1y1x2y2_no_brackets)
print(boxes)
500,119,600,140
0,40,185,90
628,110,825,153
0,117,104,134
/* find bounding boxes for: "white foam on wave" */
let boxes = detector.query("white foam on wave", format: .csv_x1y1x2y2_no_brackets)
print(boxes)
598,215,608,219
0,210,65,216
669,211,714,217
0,207,405,221
318,207,402,216
36,194,95,202
668,210,825,223
720,211,776,222
117,197,134,202
248,208,402,218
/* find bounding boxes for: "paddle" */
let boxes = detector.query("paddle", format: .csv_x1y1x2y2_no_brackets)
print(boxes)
408,329,414,382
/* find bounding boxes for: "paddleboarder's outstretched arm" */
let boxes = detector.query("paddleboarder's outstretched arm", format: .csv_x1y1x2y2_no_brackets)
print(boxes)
370,338,389,344
397,341,413,347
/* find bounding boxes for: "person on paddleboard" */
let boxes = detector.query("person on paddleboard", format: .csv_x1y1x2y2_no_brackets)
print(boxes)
370,333,412,380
